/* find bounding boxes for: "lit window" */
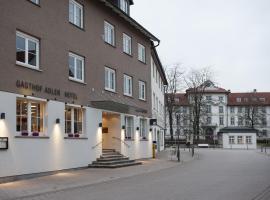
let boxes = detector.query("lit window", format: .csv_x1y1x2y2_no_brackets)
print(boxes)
105,67,116,92
124,74,132,96
237,136,243,144
229,136,235,144
69,0,83,28
125,116,134,139
139,81,146,100
65,106,83,134
119,0,129,14
16,99,44,134
16,31,39,69
138,43,146,63
140,118,147,140
123,33,132,55
104,21,115,46
69,53,84,82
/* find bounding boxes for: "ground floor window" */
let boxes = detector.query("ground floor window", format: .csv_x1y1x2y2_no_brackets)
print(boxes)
65,106,83,134
229,136,235,144
125,116,134,139
16,99,44,134
237,136,243,144
246,136,252,144
139,118,147,140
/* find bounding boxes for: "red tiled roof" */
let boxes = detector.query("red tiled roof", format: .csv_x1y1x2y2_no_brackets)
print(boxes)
228,92,270,106
186,87,229,94
174,93,189,106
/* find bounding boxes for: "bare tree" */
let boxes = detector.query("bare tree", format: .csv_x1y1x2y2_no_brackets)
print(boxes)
164,64,184,141
184,67,213,144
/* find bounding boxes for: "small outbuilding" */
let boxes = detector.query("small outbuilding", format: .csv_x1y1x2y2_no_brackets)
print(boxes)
218,127,257,149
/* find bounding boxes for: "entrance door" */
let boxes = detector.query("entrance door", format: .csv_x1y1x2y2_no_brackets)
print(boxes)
205,128,214,144
102,112,121,152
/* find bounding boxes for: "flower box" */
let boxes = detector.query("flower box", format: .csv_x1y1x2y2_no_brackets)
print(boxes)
68,133,74,138
74,134,80,138
21,131,29,136
32,132,39,137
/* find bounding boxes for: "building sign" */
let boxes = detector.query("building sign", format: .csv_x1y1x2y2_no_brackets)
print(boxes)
16,80,77,100
150,119,157,126
0,137,8,150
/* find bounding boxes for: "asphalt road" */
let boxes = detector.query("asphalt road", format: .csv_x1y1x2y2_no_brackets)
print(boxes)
18,149,270,200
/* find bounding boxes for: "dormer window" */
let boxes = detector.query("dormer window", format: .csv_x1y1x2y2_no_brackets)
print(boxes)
119,0,129,14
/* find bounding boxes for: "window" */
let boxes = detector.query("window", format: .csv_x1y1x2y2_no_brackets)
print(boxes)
219,106,224,113
238,107,242,113
219,116,224,125
230,107,235,114
207,117,212,125
16,31,39,69
237,136,243,144
123,33,132,55
139,81,146,100
206,105,211,113
219,96,224,102
139,118,147,139
119,0,129,13
69,53,84,82
183,107,187,114
124,75,132,96
69,0,83,28
261,107,266,113
30,0,39,5
231,117,235,126
65,106,83,134
16,99,44,134
104,21,115,46
206,96,212,101
238,117,243,126
246,136,252,144
105,67,116,92
138,43,146,63
125,116,134,139
236,98,241,103
262,117,267,126
229,136,235,144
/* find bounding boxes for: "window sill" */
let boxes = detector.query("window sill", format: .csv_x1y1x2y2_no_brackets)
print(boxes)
69,78,87,85
16,62,42,72
123,51,133,57
69,22,85,31
64,137,88,140
139,98,146,102
124,139,134,141
27,0,41,7
104,88,117,94
124,94,133,99
138,60,147,65
104,41,116,48
15,136,49,139
140,139,149,141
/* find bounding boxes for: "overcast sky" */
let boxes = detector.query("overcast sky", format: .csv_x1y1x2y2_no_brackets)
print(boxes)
132,0,270,92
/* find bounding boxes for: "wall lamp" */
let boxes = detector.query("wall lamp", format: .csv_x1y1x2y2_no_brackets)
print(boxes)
136,127,140,131
122,125,126,130
56,118,60,124
99,123,103,128
149,128,153,132
0,113,5,120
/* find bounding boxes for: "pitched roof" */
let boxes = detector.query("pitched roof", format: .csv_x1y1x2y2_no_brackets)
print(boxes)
99,0,159,42
173,93,189,106
228,92,270,106
218,127,258,134
186,81,230,94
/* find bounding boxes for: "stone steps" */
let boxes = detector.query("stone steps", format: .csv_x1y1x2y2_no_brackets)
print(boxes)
89,149,142,168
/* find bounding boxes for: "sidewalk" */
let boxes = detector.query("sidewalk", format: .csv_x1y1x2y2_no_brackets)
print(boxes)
0,150,195,200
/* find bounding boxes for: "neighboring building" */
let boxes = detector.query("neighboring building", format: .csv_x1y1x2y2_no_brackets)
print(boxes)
0,0,161,179
167,82,270,147
150,45,167,152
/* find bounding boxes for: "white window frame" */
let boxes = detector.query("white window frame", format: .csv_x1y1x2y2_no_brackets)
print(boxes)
139,81,146,101
123,33,132,55
229,136,235,144
237,136,243,144
125,116,134,139
119,0,129,13
65,106,84,135
69,52,85,82
138,43,146,63
69,0,84,28
16,31,40,70
246,136,252,144
30,0,40,5
219,116,224,125
219,106,224,113
123,74,133,96
104,21,115,46
16,99,45,135
105,67,116,92
231,117,235,125
139,118,147,140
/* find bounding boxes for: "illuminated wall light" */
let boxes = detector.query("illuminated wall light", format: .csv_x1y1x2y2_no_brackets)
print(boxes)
136,127,140,131
56,118,60,124
0,113,5,120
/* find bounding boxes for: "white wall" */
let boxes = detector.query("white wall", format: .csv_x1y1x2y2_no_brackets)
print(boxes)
0,91,102,178
222,133,257,149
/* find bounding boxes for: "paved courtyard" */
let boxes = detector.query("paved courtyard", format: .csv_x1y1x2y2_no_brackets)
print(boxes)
1,149,270,200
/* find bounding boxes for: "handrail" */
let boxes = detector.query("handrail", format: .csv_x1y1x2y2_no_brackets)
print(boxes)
91,139,104,149
112,137,130,148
